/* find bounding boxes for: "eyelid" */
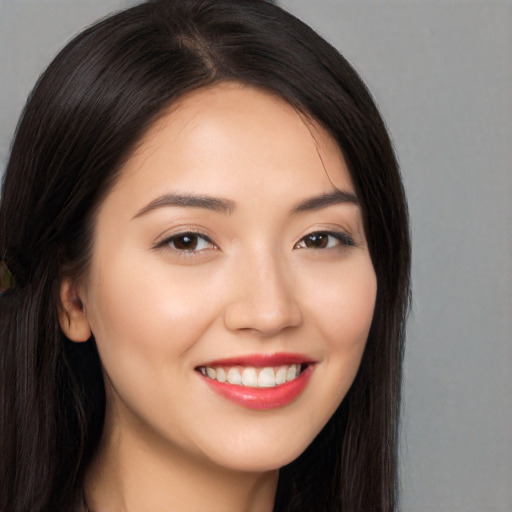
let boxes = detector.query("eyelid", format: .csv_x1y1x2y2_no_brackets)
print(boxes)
294,229,356,250
153,230,218,253
152,222,216,245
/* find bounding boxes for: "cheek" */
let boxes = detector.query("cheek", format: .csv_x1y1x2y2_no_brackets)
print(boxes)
303,256,377,405
82,252,221,380
307,256,377,348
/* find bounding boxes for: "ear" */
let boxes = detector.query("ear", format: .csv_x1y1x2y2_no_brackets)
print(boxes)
59,278,92,342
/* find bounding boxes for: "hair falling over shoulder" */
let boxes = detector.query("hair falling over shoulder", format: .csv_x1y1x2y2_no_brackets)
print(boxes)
0,1,410,510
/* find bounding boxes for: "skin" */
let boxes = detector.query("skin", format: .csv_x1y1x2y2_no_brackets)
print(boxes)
60,83,377,512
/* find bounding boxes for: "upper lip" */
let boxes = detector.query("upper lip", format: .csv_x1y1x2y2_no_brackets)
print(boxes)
197,352,316,368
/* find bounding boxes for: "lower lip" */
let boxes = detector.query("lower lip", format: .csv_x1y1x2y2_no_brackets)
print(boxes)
200,365,314,410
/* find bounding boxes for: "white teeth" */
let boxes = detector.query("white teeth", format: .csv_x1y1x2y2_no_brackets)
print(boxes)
287,365,299,382
275,367,287,385
242,367,258,387
227,367,242,385
258,367,276,387
216,367,226,383
200,363,304,388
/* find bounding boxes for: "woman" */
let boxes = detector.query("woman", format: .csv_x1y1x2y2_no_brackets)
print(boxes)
0,1,410,511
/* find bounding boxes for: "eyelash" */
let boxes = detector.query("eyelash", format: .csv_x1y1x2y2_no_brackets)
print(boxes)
155,232,217,254
156,230,355,256
294,231,355,250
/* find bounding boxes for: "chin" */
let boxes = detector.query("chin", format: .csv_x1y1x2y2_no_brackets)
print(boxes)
198,428,317,474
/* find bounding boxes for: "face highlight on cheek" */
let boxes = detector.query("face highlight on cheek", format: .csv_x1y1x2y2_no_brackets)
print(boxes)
81,84,377,477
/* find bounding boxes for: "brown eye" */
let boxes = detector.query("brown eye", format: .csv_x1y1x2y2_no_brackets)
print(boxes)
295,231,355,250
161,232,215,253
303,233,329,249
172,234,199,251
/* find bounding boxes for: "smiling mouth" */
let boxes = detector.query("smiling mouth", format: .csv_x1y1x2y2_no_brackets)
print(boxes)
196,363,307,388
196,355,315,410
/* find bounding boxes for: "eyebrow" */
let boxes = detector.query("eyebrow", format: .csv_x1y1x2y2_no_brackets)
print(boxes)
133,189,358,219
133,193,235,218
291,190,359,213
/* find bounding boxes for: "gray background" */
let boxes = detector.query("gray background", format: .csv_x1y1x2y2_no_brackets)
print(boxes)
1,1,511,511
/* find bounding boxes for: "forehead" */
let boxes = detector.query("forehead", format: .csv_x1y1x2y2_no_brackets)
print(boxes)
106,82,353,209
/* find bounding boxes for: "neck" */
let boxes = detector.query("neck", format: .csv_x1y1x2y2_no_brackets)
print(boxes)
83,410,278,512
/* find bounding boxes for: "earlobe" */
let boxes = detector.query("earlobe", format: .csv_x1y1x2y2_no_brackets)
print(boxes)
59,279,92,342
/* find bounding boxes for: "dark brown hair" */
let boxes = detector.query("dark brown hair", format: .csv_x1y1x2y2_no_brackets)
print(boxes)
0,1,410,510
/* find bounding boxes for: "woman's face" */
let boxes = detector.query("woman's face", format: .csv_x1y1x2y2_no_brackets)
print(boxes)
74,83,376,472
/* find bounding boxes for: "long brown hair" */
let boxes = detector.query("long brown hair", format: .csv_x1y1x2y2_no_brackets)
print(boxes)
0,1,410,510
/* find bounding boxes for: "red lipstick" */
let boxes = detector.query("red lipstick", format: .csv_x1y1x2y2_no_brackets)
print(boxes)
201,352,314,367
196,353,315,410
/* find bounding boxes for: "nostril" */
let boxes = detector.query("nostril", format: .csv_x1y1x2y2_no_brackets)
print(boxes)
223,293,303,336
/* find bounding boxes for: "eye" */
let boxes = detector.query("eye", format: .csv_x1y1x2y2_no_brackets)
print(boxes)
160,232,216,253
294,231,355,250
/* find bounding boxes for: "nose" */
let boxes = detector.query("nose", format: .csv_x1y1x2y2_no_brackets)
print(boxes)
223,253,303,337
